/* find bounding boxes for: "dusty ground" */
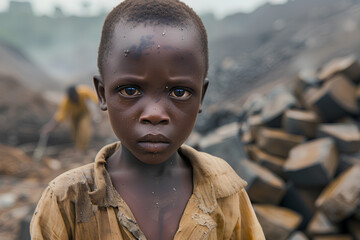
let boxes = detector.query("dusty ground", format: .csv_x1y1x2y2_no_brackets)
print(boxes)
0,140,108,240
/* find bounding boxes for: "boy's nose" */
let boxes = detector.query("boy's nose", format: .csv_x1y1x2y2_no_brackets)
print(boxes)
139,102,170,125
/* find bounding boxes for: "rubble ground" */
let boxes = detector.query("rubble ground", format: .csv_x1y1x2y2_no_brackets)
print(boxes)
0,141,103,240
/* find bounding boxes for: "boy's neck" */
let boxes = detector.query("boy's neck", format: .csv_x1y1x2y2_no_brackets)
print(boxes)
106,144,193,240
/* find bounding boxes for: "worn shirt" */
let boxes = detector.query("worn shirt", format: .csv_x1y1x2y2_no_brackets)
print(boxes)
30,142,265,240
54,85,98,123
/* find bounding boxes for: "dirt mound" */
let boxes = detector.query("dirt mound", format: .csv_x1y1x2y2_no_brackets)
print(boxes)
0,144,33,176
0,73,57,145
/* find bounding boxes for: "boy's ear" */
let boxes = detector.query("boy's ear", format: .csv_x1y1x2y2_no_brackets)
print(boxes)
93,75,107,111
199,78,209,113
201,78,209,103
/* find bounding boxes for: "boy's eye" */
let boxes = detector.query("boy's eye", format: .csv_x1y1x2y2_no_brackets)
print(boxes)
119,87,141,96
169,88,191,99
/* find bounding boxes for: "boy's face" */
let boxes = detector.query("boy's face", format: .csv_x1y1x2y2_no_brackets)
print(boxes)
94,22,208,164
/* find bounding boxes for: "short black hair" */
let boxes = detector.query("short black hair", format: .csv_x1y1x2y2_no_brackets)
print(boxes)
97,0,208,78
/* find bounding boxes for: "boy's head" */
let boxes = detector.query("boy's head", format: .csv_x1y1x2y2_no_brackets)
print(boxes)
94,0,209,164
97,0,208,79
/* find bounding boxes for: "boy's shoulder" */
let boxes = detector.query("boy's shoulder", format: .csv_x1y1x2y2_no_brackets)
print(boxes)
47,143,248,202
180,145,247,199
48,162,95,200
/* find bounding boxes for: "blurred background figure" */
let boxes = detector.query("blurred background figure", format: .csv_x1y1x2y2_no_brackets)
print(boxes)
41,85,98,151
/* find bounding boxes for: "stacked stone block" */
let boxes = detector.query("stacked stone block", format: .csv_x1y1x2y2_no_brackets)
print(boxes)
197,55,360,240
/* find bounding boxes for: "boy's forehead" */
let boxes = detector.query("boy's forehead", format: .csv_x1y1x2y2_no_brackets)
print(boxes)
101,22,206,81
111,22,201,54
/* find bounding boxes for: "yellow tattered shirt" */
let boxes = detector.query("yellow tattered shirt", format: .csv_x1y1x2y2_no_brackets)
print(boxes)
30,142,265,240
54,85,98,123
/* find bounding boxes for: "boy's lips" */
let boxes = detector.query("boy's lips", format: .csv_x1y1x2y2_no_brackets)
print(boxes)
138,133,170,143
137,134,171,153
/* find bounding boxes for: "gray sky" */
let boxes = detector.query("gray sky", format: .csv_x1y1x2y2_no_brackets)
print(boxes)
0,0,286,18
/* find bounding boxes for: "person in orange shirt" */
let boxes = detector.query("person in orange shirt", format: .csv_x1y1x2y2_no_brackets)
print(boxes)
41,85,98,151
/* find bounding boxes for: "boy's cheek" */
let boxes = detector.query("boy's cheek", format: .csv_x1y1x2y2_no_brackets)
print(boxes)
171,99,202,114
105,95,135,110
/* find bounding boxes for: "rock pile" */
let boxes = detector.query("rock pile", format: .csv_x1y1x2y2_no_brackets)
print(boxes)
0,72,62,146
198,55,360,240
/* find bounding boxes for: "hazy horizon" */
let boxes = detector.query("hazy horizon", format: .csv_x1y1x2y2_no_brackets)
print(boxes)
0,0,287,18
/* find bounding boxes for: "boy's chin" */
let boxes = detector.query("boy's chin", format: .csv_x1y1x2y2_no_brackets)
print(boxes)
136,153,176,165
130,147,180,165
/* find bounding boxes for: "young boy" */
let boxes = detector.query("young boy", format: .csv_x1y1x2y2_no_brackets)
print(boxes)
30,0,265,239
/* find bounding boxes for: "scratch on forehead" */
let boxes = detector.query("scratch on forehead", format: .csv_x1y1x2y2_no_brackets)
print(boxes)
126,35,155,59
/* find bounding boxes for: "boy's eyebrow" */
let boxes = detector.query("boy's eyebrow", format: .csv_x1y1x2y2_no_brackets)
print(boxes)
109,75,200,88
110,75,147,84
167,76,202,88
168,76,199,83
